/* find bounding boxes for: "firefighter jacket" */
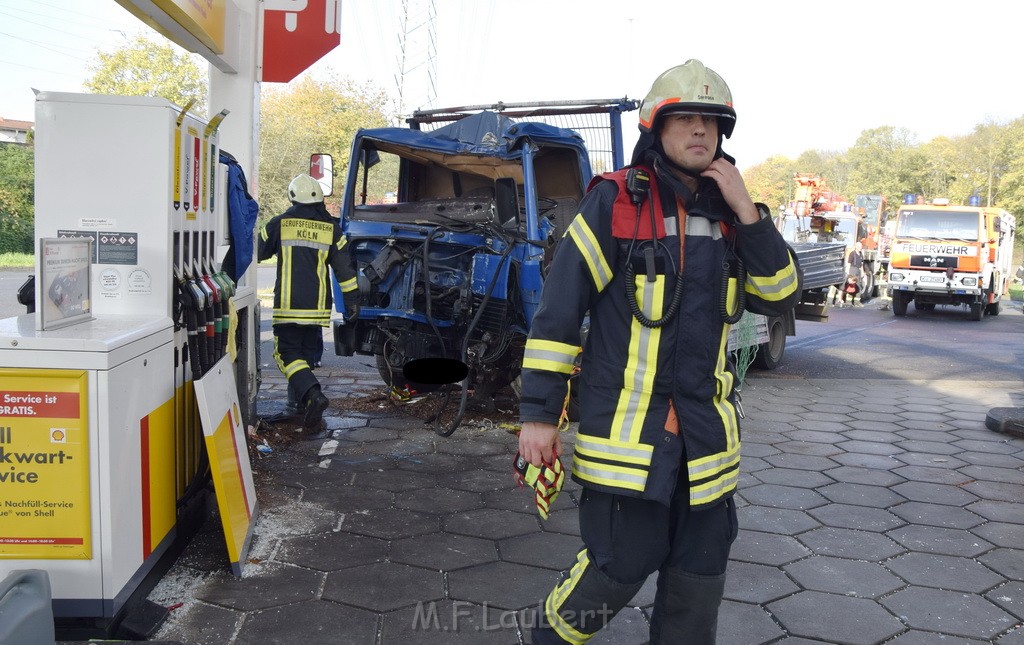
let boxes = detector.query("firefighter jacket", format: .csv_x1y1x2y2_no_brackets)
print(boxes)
520,166,800,508
258,201,359,326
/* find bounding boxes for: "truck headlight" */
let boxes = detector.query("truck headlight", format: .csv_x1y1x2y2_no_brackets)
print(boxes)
888,273,904,282
961,277,977,286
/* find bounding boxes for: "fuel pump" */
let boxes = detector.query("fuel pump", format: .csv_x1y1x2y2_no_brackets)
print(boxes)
0,92,261,634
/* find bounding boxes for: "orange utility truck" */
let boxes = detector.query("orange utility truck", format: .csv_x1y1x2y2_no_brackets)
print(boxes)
887,199,1016,320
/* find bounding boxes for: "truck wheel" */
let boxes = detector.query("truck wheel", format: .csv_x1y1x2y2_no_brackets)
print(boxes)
753,316,786,370
986,299,1001,316
969,302,984,321
376,353,411,390
860,274,875,304
892,292,909,316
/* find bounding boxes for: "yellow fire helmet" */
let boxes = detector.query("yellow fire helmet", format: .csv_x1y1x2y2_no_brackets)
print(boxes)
288,173,324,204
638,59,736,138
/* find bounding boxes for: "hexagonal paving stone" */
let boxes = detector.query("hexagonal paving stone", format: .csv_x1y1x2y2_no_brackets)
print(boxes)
391,532,498,571
752,467,834,489
723,561,799,604
381,599,517,644
300,485,394,513
443,468,509,493
737,506,820,535
341,508,440,539
396,452,466,474
784,555,904,598
196,563,323,611
499,532,582,570
333,426,399,442
837,439,906,456
977,548,1024,582
892,465,973,486
886,552,1005,593
448,560,560,610
764,453,841,471
817,482,906,508
155,600,241,644
715,599,784,645
797,526,905,561
480,483,538,512
768,590,904,644
277,532,388,571
809,503,905,532
883,631,991,644
394,486,484,514
830,452,902,470
891,481,980,506
739,484,828,510
233,600,377,645
887,525,993,557
541,508,581,537
893,452,968,468
323,562,443,611
961,479,1024,503
986,581,1024,622
966,499,1024,523
960,464,1024,485
355,468,437,492
775,440,844,457
336,438,434,459
889,501,985,529
823,465,906,487
730,529,811,567
972,521,1024,549
445,508,539,540
881,586,1018,640
436,438,511,457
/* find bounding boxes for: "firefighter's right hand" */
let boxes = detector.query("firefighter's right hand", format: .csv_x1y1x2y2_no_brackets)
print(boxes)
519,422,561,467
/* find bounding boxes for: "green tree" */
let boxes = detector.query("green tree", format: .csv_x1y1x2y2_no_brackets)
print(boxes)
743,155,797,213
258,73,392,221
0,143,35,253
994,117,1024,239
846,126,928,209
84,36,207,114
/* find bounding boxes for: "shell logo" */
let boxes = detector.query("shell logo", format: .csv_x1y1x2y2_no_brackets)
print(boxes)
50,428,67,443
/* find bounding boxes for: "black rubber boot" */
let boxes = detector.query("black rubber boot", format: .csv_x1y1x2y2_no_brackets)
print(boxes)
303,385,329,430
649,570,726,645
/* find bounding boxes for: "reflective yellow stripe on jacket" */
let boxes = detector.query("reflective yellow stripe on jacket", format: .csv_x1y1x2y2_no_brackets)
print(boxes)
572,274,662,494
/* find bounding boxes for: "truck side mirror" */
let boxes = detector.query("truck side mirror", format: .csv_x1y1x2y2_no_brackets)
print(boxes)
310,153,334,197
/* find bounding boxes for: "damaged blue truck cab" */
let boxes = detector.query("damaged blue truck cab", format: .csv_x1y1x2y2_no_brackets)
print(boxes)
325,103,635,427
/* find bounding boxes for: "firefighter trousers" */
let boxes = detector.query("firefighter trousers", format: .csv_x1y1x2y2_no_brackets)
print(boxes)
532,472,738,645
272,323,323,404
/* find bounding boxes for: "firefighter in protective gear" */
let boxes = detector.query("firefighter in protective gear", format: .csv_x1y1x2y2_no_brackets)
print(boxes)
259,174,361,430
518,60,800,644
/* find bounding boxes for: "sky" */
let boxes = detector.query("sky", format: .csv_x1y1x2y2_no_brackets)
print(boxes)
2,0,1024,170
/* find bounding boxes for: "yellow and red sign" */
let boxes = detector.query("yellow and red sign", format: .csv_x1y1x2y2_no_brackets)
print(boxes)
193,356,257,576
0,370,90,559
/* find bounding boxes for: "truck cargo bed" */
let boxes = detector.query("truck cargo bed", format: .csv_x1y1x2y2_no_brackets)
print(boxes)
790,242,846,291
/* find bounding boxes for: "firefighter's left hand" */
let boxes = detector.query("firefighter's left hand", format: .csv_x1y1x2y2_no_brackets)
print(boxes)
701,158,759,225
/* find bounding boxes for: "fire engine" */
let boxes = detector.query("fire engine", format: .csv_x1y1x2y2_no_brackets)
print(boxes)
887,199,1016,320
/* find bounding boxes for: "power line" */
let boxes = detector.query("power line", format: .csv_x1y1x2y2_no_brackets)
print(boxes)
0,57,81,78
0,29,89,60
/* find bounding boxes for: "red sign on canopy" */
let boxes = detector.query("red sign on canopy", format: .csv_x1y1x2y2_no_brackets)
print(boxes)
262,0,342,83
